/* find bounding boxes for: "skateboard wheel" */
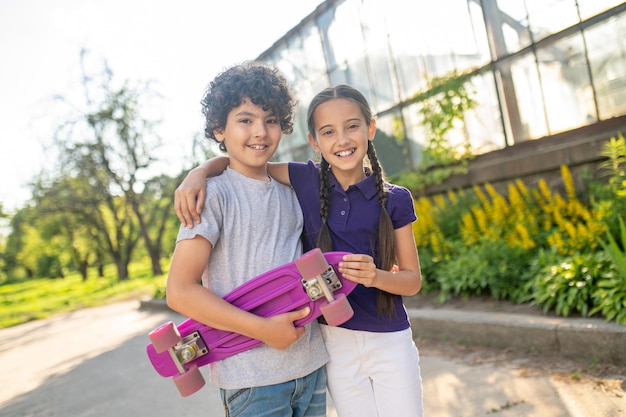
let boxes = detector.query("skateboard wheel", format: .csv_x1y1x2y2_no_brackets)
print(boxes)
320,293,354,326
173,365,205,397
149,321,182,353
295,249,330,278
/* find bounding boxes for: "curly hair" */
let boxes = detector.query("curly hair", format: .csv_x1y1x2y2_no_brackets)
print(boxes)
200,61,296,152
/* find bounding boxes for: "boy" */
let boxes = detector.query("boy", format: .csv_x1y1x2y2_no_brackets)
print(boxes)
166,62,328,416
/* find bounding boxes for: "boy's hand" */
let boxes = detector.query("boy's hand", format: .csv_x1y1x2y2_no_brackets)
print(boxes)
338,254,378,288
260,307,310,350
174,168,208,227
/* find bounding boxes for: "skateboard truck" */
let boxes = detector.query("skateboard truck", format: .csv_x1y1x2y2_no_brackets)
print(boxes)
301,264,342,302
171,331,208,367
302,265,341,301
295,249,354,326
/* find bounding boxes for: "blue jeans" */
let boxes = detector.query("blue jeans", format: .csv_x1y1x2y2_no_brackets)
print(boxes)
219,367,327,417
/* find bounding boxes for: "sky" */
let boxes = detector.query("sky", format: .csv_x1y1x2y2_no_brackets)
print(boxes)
0,0,324,213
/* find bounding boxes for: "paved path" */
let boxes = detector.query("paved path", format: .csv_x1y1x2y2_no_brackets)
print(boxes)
0,300,623,416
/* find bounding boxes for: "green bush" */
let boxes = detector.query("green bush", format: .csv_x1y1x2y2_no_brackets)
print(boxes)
524,250,612,317
434,238,533,303
591,216,626,324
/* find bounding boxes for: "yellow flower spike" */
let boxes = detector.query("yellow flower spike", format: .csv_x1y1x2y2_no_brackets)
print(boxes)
561,165,577,201
461,212,478,245
472,206,488,234
447,189,458,205
538,179,552,203
515,179,529,197
516,223,536,250
433,194,446,210
474,184,491,212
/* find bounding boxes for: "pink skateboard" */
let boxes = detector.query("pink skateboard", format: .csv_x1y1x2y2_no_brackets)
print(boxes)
146,249,355,397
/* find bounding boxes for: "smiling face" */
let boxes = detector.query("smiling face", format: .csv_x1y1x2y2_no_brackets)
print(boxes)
214,97,282,181
308,97,376,185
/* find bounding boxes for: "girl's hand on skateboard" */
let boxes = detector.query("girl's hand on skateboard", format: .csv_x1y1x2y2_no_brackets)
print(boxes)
174,168,207,228
338,254,379,288
261,307,310,350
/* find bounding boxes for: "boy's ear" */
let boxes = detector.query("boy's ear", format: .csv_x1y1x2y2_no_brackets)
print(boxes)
214,128,225,142
307,133,321,153
368,118,377,141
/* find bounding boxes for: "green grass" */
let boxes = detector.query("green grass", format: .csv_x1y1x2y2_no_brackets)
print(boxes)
0,261,166,329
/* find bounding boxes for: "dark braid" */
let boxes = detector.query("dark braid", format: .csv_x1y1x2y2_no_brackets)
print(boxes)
316,157,333,252
367,141,397,317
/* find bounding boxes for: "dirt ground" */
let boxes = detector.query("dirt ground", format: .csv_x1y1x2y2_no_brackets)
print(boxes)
403,292,626,399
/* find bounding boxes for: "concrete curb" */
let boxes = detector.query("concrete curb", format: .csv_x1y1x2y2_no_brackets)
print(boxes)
408,308,626,365
139,297,170,311
138,298,625,365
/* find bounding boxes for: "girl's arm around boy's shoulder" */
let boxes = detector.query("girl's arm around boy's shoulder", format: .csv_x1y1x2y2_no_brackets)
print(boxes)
275,159,324,186
267,161,290,185
175,157,230,227
175,157,294,227
166,235,310,350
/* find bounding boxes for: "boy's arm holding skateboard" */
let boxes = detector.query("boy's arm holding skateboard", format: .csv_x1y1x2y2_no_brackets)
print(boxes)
166,235,309,350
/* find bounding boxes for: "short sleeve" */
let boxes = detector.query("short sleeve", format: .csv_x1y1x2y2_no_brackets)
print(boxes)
176,181,222,246
387,185,417,229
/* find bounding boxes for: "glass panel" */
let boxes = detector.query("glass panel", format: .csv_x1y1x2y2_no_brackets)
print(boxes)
267,43,311,153
384,0,430,98
494,0,533,54
394,54,428,101
367,57,396,112
292,22,328,88
536,33,595,133
578,0,623,20
406,71,505,160
468,0,492,66
359,0,397,111
525,0,579,42
325,0,365,69
402,102,428,168
586,11,626,120
270,42,301,87
509,53,548,140
433,0,489,63
383,0,492,98
286,23,330,141
372,112,412,176
465,71,506,153
328,64,349,86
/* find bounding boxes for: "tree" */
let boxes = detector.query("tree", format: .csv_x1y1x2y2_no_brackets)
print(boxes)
50,49,168,279
3,207,36,279
31,176,112,281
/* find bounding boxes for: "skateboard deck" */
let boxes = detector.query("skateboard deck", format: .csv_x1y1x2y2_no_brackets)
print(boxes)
146,249,355,396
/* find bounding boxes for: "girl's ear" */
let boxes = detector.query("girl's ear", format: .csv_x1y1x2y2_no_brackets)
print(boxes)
368,118,377,141
307,133,321,153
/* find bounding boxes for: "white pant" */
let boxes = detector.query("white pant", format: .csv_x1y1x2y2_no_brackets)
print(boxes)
320,325,424,417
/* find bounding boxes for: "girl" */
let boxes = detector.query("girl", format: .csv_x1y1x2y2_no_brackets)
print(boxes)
177,85,424,417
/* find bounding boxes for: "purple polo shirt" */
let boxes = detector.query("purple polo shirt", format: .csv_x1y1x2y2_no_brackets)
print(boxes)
288,160,417,332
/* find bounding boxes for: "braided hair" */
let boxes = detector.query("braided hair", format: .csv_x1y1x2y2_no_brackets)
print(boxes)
308,85,397,317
